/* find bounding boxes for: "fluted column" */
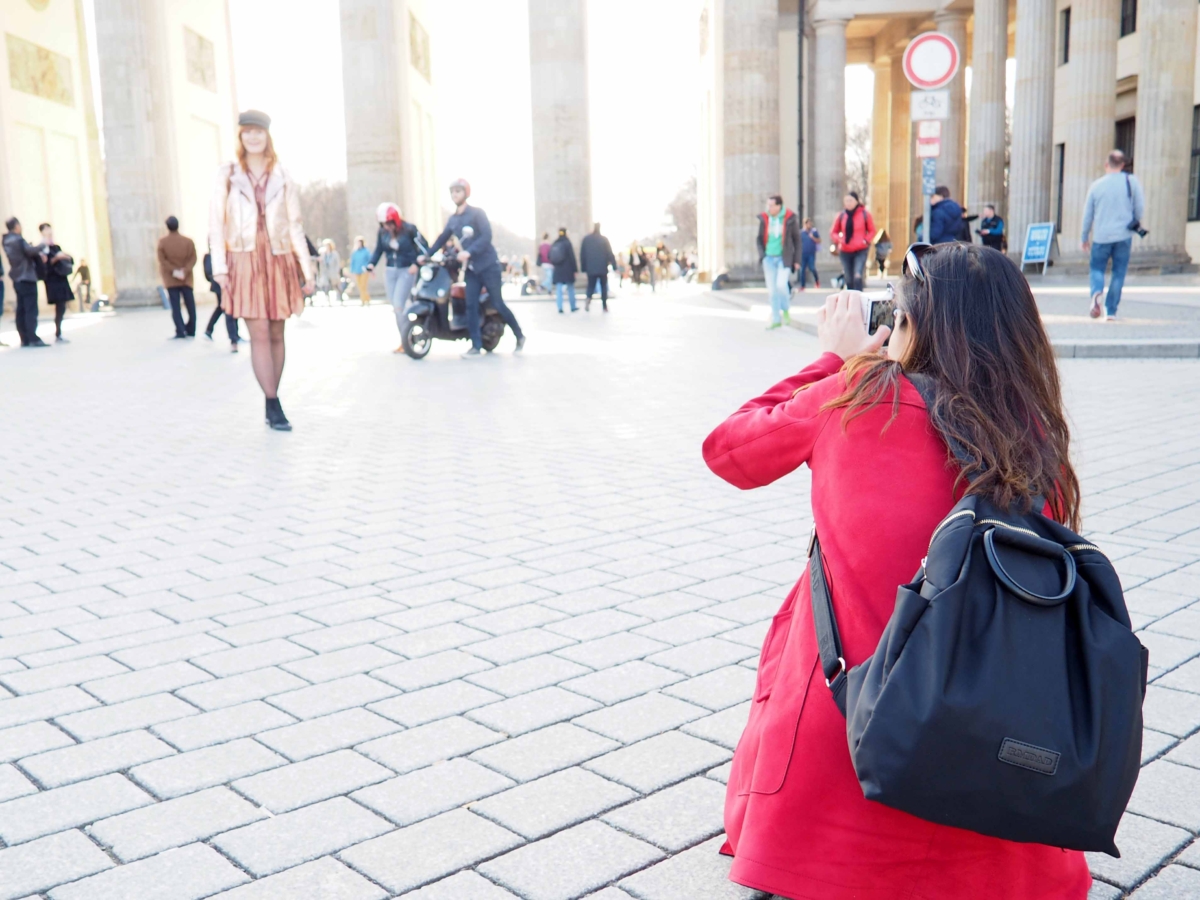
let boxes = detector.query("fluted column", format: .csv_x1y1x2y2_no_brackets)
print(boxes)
1132,0,1198,268
812,18,848,241
1008,0,1056,259
967,0,1008,215
1059,0,1119,255
889,54,912,252
722,0,779,280
870,58,892,232
529,0,593,246
934,10,968,203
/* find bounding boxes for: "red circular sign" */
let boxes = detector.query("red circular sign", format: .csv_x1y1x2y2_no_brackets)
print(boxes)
902,32,960,90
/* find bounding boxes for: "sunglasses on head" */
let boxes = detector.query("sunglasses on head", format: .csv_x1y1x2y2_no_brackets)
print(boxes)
903,242,934,284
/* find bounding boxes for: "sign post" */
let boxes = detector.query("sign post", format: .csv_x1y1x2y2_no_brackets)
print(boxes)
903,32,960,243
1020,223,1059,273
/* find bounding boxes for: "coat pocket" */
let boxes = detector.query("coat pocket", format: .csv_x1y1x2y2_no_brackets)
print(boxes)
753,597,797,702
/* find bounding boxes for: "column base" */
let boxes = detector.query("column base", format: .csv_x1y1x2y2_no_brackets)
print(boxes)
112,287,166,308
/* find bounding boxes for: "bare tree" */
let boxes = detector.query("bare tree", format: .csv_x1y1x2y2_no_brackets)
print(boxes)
845,122,871,203
664,176,697,250
298,181,349,253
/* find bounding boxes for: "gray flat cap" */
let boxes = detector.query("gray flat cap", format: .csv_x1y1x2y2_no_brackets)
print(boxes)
237,109,271,130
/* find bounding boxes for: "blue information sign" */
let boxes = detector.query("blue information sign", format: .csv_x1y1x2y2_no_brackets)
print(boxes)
921,158,937,196
1021,223,1056,268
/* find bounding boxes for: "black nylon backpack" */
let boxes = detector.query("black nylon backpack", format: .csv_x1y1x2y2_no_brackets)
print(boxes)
810,375,1148,856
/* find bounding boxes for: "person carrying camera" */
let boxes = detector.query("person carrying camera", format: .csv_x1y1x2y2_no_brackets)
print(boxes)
1081,150,1144,322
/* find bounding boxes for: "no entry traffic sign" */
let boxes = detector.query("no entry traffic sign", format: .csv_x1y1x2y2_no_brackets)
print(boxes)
902,32,960,90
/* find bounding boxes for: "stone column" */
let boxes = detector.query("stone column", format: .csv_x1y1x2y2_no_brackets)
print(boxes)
720,0,779,281
1008,0,1056,259
340,0,405,256
870,58,891,233
889,54,912,252
812,18,848,244
95,0,176,305
934,10,968,203
967,0,1008,215
1059,0,1119,255
529,0,592,248
1132,0,1198,269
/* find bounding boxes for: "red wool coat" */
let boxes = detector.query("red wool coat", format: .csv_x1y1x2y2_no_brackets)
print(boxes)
702,352,1091,900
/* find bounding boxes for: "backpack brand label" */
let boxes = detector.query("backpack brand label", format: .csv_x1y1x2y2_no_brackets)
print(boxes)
998,738,1060,775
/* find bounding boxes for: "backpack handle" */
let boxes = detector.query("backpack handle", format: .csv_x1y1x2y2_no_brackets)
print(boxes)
983,528,1076,606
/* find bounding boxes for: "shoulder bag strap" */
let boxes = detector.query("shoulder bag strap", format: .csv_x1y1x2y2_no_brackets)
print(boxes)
808,533,848,715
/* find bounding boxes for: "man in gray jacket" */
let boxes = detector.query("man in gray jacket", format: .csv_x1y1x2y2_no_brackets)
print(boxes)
2,218,48,347
1081,150,1144,321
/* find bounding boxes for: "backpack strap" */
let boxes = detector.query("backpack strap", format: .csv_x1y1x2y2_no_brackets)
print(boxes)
809,533,848,716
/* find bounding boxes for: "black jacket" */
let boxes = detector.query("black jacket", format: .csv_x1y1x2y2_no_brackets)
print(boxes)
579,232,616,276
550,236,578,283
370,222,428,269
428,205,499,273
2,232,42,283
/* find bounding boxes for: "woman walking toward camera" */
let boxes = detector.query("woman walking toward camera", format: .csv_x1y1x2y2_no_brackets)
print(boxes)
208,110,313,431
703,243,1091,899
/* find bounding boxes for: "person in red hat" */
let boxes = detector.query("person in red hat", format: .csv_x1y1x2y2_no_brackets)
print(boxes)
366,202,428,352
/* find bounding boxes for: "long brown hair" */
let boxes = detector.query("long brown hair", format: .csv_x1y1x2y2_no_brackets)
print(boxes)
824,243,1081,530
235,126,277,174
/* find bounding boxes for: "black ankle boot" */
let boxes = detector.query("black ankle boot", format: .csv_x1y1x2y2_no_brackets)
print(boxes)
266,397,292,431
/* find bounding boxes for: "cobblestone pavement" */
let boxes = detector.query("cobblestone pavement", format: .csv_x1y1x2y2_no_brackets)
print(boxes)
1,290,1199,899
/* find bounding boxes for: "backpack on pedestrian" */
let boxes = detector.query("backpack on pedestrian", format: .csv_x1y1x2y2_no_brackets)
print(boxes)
809,373,1147,856
549,241,567,266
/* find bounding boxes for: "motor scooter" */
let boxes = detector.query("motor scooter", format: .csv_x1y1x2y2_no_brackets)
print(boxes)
399,257,506,359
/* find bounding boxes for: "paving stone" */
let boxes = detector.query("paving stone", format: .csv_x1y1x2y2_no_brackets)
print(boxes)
176,666,308,710
257,707,401,761
0,762,35,801
55,693,198,742
681,702,751,750
82,660,211,703
556,633,672,669
130,737,287,798
466,603,568,636
368,679,501,727
603,777,726,851
377,622,490,658
585,731,732,794
1139,631,1200,672
1127,760,1200,830
0,772,152,844
480,820,664,900
266,673,397,719
404,871,520,899
88,785,266,861
0,829,114,900
152,700,295,750
192,639,313,677
573,691,709,745
370,648,494,691
646,638,755,676
379,600,478,632
619,835,767,900
470,722,621,782
0,721,75,763
1144,728,1177,764
0,686,98,730
662,665,757,711
19,729,175,788
1156,656,1200,695
1128,864,1200,899
289,619,400,652
1085,813,1192,890
472,766,637,839
213,796,393,877
282,644,402,683
1087,882,1123,900
210,858,387,900
109,633,230,669
466,654,591,697
353,757,513,825
0,656,128,695
1178,836,1200,868
356,716,504,773
1142,685,1200,738
339,809,521,894
232,749,391,813
469,686,601,736
632,612,738,646
469,628,578,665
546,609,650,641
48,843,250,900
563,660,685,704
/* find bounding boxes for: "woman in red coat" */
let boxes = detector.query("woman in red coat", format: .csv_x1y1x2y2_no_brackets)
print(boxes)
703,243,1091,900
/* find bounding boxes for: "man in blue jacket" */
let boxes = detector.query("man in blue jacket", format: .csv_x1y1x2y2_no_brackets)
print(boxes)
928,186,965,244
424,179,525,357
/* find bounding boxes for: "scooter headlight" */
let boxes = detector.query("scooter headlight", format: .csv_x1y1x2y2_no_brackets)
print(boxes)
419,265,434,282
407,312,419,321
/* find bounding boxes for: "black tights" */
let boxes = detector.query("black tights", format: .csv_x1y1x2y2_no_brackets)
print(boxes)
54,302,66,337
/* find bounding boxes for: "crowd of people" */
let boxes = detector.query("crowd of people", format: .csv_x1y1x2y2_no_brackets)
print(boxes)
1,218,89,347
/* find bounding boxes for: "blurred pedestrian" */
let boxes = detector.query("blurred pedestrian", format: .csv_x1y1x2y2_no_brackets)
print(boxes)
367,203,428,352
537,232,553,292
928,186,964,245
73,258,91,310
799,217,821,289
830,192,875,291
203,248,240,352
550,227,578,313
317,239,342,304
873,229,892,277
2,217,48,347
349,236,371,304
756,194,801,329
1082,150,1144,321
580,222,617,312
158,215,197,339
37,223,74,343
977,206,1004,252
208,110,315,431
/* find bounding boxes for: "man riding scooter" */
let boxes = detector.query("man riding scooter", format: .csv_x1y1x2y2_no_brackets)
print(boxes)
367,202,428,353
422,179,525,358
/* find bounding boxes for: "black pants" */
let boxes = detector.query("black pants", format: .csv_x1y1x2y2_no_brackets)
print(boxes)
586,273,609,310
464,265,523,350
204,284,239,342
14,281,39,345
169,286,196,336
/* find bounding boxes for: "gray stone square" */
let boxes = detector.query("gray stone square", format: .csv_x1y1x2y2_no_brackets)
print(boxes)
152,700,295,751
18,729,175,788
356,716,504,773
466,654,592,697
646,639,755,677
573,692,709,745
556,633,672,669
471,766,637,839
368,679,501,727
129,737,287,799
176,667,308,710
370,649,494,691
584,732,732,794
351,757,513,825
210,858,387,900
602,777,726,851
47,843,250,900
662,666,757,711
1127,760,1200,830
231,749,392,813
619,836,768,900
681,702,751,750
404,871,520,899
1085,812,1191,891
469,686,601,736
0,773,152,845
563,660,685,704
0,830,114,899
469,722,620,782
257,708,401,761
1128,864,1200,899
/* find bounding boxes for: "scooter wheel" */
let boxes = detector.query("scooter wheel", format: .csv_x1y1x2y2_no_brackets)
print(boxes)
401,318,432,359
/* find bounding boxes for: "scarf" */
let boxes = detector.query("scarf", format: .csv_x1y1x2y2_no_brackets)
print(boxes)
843,204,860,243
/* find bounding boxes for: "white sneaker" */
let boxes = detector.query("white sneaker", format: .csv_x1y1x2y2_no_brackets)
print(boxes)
1105,314,1118,322
1089,291,1103,319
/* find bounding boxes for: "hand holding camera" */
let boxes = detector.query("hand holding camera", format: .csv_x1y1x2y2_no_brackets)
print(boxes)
817,288,892,360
